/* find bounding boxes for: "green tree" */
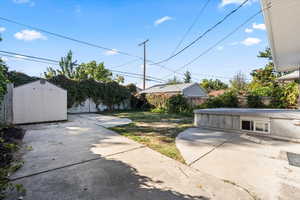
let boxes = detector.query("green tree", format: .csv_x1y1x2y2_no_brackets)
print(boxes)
44,50,78,79
200,79,228,92
167,76,182,85
7,71,38,87
76,61,113,82
248,47,299,108
183,71,192,83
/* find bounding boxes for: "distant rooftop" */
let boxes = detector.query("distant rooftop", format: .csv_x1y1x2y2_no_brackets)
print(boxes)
140,83,197,94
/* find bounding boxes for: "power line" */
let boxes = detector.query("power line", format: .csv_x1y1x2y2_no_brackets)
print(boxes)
163,9,264,78
0,50,164,83
0,16,142,60
0,50,58,63
171,0,212,55
150,0,250,65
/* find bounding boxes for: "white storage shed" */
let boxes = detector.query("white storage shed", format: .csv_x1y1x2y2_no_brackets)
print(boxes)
12,80,67,124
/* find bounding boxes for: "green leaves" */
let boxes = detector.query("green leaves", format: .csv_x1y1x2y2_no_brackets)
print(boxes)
200,79,228,93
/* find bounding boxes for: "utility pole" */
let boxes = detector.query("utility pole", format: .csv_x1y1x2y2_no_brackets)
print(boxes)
138,39,149,90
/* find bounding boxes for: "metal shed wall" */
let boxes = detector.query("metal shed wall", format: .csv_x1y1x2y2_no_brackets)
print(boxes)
13,80,67,124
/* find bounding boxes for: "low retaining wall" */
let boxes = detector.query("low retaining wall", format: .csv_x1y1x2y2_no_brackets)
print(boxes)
194,108,300,139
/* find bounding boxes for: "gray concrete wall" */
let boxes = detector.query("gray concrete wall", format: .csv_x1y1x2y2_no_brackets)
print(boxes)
194,112,300,139
195,113,240,131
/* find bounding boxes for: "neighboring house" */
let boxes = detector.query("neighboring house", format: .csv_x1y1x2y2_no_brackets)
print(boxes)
140,83,208,105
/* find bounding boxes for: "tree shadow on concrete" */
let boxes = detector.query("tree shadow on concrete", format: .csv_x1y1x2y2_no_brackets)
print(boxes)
7,152,209,200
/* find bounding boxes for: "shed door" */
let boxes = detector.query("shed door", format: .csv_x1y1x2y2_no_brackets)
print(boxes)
13,82,67,124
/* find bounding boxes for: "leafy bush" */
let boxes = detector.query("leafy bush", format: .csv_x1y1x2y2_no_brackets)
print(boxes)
270,82,299,108
0,63,8,103
247,94,265,108
0,127,26,199
201,91,239,108
146,94,192,114
146,94,170,110
166,95,191,113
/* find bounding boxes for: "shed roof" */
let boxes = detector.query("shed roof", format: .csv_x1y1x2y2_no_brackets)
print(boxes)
140,83,198,94
14,79,67,91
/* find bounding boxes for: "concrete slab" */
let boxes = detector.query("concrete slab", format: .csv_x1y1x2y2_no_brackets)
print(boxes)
7,114,252,200
176,128,300,200
77,113,132,128
177,128,237,147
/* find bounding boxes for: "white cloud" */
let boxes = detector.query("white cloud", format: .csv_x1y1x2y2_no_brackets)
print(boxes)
220,0,257,7
14,30,47,41
252,23,266,30
0,27,6,33
104,49,119,56
245,28,253,33
154,16,173,26
217,46,224,51
13,0,35,6
1,57,8,62
241,37,261,46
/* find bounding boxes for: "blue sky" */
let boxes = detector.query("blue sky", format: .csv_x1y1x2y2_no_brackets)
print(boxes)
0,0,269,87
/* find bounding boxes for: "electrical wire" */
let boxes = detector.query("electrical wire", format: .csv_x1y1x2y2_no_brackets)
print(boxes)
151,0,250,65
171,0,212,54
0,16,142,60
0,51,164,83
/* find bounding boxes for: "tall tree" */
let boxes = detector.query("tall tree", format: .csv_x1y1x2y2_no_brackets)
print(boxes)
44,50,78,79
200,79,228,92
183,71,192,83
230,71,247,93
76,61,113,82
248,47,299,108
44,51,118,83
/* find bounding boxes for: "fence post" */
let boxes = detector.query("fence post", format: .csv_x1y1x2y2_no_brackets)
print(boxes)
5,83,14,124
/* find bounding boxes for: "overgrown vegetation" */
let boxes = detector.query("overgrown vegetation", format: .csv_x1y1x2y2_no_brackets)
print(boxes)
0,128,26,199
146,94,192,115
108,111,193,163
49,75,130,110
0,55,25,199
200,79,228,92
199,91,239,108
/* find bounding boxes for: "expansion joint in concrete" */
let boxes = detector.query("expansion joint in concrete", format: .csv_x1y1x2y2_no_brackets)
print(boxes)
10,145,146,182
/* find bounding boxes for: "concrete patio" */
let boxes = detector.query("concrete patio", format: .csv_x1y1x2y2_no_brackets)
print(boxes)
7,114,252,200
176,128,300,200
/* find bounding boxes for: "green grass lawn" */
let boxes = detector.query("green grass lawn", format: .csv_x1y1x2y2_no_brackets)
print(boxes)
106,111,193,163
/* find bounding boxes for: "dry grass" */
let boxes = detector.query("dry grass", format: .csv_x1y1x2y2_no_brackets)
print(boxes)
108,111,193,163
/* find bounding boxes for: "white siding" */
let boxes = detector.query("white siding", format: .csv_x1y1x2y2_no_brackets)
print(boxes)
13,80,67,124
